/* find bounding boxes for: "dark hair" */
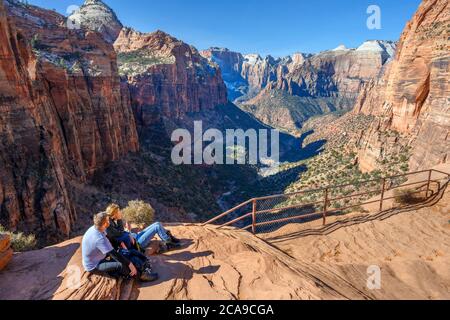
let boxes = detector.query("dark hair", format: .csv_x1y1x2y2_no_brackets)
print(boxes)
93,212,109,228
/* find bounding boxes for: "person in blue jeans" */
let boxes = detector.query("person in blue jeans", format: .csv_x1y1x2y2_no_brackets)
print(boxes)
106,204,181,252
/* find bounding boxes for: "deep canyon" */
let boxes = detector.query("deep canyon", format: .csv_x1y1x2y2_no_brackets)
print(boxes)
0,0,448,248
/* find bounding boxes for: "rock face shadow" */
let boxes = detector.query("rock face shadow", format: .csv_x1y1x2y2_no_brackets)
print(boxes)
140,248,219,289
0,242,80,300
280,130,327,163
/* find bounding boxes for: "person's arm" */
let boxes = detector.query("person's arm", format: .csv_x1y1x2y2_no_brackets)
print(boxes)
118,220,136,244
97,235,137,277
129,234,136,245
117,219,126,232
124,220,131,232
108,249,130,266
106,221,123,239
107,250,137,276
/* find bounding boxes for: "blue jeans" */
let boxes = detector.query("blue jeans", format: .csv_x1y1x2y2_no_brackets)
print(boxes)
96,260,129,278
133,222,170,248
116,232,134,249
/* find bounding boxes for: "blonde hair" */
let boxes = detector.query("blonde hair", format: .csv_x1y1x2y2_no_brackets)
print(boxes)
106,203,120,217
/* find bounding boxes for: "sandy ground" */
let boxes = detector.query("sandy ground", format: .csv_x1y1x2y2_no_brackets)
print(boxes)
267,182,450,299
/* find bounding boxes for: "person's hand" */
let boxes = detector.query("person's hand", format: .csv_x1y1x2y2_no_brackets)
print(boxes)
130,235,136,245
129,263,138,277
120,242,127,250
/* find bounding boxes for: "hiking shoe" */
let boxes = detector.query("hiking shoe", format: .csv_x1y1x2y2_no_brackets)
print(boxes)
160,241,182,253
139,269,158,282
166,241,182,250
167,231,181,244
143,260,153,270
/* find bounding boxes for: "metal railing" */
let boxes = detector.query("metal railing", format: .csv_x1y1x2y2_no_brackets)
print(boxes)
203,169,450,235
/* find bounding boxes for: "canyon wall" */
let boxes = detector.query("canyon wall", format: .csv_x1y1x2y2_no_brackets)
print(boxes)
274,41,396,100
355,0,449,171
114,29,228,128
201,48,309,102
248,41,396,132
69,0,228,130
203,41,396,133
0,233,12,271
0,0,138,240
0,0,231,241
200,48,247,101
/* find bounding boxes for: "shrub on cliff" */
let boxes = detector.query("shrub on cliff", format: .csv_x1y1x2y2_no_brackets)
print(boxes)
394,189,426,205
0,225,37,252
122,200,155,227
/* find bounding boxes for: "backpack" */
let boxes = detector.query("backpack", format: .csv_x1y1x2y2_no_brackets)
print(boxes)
118,248,148,273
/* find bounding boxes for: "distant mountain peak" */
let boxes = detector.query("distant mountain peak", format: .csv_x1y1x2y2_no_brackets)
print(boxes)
357,40,394,52
332,44,350,51
356,40,397,61
244,53,263,65
68,0,123,43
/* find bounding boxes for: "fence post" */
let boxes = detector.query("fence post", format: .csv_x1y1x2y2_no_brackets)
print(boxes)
323,188,329,225
426,170,432,197
252,199,257,234
379,178,386,212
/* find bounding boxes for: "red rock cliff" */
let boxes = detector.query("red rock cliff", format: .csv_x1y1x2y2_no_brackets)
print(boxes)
275,41,396,101
114,28,228,127
355,0,449,171
0,0,138,240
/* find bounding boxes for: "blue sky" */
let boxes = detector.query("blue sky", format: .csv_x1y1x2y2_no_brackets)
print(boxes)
28,0,421,57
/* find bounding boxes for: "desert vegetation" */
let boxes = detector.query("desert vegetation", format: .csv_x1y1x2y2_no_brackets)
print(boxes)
117,49,176,76
122,200,155,227
394,188,428,206
269,113,411,214
0,225,37,252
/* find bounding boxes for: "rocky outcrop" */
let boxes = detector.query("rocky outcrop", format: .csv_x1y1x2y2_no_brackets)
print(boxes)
275,40,396,100
201,48,310,102
354,0,449,171
3,217,448,300
0,237,134,300
200,48,248,101
240,54,279,94
115,28,228,128
0,0,138,240
67,0,123,43
0,225,363,300
0,234,12,271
